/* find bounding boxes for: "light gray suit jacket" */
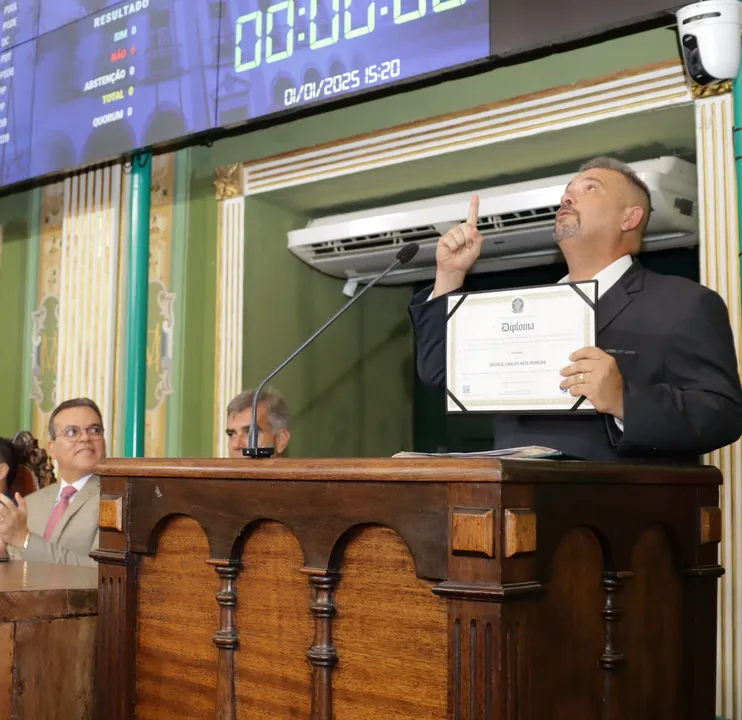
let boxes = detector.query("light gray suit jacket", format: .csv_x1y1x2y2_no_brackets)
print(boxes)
9,476,100,567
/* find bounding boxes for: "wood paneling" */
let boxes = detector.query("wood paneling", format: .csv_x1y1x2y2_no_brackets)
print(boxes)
0,562,98,720
234,521,313,719
532,527,605,719
333,526,448,719
135,516,219,719
700,506,722,545
96,457,721,486
504,508,537,558
13,615,97,720
95,460,723,719
0,561,98,621
452,508,495,557
99,495,124,531
0,623,13,719
622,527,682,719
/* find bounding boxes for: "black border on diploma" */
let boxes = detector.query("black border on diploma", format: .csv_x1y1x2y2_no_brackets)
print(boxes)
445,280,599,415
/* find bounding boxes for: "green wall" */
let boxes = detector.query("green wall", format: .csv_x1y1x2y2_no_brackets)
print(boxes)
181,153,219,457
179,161,414,458
0,192,30,437
241,197,413,457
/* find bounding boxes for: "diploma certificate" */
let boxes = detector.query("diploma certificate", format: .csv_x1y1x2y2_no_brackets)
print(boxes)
445,281,598,413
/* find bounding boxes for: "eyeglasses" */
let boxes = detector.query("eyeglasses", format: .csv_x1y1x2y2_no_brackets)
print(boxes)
59,424,105,442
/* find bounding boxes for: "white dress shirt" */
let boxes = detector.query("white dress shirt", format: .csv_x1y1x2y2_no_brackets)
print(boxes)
53,474,93,506
558,255,633,299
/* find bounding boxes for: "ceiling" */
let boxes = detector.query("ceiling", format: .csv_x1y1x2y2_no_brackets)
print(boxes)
260,102,696,218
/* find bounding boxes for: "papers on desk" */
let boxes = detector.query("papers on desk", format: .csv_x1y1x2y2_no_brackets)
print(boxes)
393,445,568,459
446,281,598,414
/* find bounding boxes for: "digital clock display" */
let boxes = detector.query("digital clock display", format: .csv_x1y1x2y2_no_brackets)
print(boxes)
216,0,489,123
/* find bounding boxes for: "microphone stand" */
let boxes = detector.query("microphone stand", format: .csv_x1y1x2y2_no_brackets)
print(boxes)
244,251,413,458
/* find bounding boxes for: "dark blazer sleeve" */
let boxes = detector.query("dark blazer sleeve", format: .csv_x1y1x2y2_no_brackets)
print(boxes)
408,286,451,388
619,289,742,456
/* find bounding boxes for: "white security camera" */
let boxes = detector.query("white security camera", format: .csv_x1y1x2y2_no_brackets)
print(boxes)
676,0,742,85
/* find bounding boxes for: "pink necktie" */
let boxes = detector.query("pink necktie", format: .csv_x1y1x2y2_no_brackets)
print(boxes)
44,486,77,540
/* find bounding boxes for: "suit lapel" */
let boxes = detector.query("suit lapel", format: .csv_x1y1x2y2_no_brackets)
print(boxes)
49,475,99,543
597,261,645,334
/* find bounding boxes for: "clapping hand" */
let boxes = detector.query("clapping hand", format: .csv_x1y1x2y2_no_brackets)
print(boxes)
0,494,29,550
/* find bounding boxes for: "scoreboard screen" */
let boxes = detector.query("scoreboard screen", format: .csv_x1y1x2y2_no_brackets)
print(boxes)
0,0,491,189
30,0,220,179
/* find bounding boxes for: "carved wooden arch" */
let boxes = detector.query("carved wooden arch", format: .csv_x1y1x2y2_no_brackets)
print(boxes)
537,521,685,581
127,477,449,581
11,430,56,497
142,511,212,556
325,521,436,577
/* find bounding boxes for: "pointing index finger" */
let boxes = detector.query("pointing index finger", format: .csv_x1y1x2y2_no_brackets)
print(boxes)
467,194,479,226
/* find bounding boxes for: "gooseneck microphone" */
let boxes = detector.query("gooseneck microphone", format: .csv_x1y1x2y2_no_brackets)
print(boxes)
244,242,420,458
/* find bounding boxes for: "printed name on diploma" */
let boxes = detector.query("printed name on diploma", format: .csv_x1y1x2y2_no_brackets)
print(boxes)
94,0,150,28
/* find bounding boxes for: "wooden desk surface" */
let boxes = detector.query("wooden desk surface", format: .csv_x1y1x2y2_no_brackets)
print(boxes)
0,561,98,622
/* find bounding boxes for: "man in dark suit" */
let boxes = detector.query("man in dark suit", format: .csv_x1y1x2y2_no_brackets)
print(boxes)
409,156,742,462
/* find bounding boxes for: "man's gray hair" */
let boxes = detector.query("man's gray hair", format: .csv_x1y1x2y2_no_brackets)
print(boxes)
227,387,291,432
578,156,652,217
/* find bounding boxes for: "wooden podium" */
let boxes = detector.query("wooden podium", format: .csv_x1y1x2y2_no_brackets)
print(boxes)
92,457,723,719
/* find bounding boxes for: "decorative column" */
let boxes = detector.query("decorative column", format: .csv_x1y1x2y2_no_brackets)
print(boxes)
54,165,124,434
210,560,240,720
213,164,246,457
601,571,632,720
124,153,152,457
306,571,339,720
693,79,741,719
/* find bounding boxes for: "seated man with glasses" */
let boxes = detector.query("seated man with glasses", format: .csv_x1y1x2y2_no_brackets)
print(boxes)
0,397,106,567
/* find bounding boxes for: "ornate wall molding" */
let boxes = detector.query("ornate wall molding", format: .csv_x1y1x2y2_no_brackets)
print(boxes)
694,93,742,720
691,80,734,99
215,164,244,201
145,153,177,457
240,60,692,196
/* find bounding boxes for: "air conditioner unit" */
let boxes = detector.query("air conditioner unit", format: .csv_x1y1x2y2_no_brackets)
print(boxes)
287,156,698,286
